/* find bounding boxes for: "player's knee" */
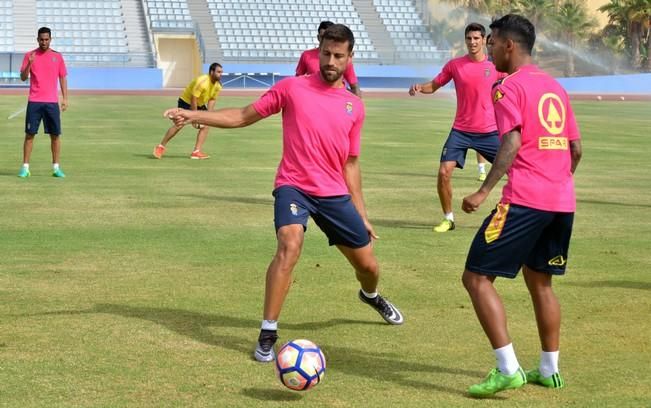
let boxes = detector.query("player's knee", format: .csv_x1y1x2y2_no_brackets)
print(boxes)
462,270,482,293
438,166,453,181
357,258,379,276
276,240,302,263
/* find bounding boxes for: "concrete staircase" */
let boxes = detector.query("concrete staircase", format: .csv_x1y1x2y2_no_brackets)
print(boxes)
351,0,396,63
121,0,155,66
13,0,37,53
187,0,222,64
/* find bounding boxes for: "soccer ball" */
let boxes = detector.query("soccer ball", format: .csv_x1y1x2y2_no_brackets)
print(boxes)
274,339,326,391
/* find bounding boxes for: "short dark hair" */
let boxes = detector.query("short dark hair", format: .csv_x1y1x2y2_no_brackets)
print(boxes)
38,27,51,36
489,14,536,55
209,62,222,73
318,21,334,32
321,24,355,52
465,22,486,37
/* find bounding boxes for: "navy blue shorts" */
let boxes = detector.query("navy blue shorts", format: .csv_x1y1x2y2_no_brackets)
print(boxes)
465,203,574,279
25,102,61,135
440,128,500,169
178,98,207,110
273,185,371,249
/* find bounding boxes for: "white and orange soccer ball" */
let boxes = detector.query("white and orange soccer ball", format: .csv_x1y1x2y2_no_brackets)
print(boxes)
274,339,326,391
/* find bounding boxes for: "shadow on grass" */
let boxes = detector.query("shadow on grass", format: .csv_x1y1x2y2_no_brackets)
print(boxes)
322,345,490,398
241,387,303,401
578,199,651,209
180,194,272,207
565,280,651,291
371,218,433,230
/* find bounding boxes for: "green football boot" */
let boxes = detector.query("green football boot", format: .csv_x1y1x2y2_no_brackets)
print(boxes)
468,367,527,397
52,168,66,178
526,369,565,389
18,167,31,178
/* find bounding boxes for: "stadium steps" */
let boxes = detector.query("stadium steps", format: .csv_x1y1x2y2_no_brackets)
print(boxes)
186,0,222,64
13,0,37,52
121,0,156,67
351,0,396,64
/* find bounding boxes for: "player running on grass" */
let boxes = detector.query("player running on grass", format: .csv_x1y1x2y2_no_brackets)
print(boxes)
164,24,403,363
460,14,582,397
18,27,68,178
153,63,223,160
409,23,503,232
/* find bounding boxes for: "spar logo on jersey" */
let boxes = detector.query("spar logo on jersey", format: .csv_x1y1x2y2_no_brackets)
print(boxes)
538,93,568,150
345,102,353,115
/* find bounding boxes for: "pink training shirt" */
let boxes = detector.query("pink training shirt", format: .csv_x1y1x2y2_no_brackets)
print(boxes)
433,55,502,133
252,74,365,197
295,48,359,86
492,64,580,212
21,48,67,103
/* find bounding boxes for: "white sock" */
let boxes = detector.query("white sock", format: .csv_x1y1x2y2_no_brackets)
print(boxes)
261,319,277,331
478,163,486,173
539,350,559,377
22,163,29,169
53,163,60,170
494,343,520,375
444,212,454,222
361,289,377,299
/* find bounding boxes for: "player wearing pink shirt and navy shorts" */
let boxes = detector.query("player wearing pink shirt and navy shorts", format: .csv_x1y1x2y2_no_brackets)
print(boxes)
164,24,403,364
295,21,361,97
409,23,504,232
19,27,68,178
460,15,582,397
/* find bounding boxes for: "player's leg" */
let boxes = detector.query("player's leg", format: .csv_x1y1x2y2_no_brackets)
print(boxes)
43,103,64,177
255,187,312,362
463,204,549,396
154,98,188,158
19,134,35,178
19,102,41,177
434,129,469,232
190,126,210,159
476,152,487,181
522,212,573,388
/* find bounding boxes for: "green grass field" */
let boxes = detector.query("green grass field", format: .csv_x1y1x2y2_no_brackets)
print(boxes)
0,94,649,407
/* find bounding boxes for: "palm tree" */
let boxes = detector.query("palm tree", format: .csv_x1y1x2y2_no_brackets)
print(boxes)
599,0,646,69
512,0,555,30
551,1,597,76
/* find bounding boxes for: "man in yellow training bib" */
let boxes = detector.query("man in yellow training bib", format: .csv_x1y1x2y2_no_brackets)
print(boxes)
153,63,223,160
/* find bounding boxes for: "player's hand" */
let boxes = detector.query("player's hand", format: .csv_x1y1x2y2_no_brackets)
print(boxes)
364,219,379,241
462,191,488,213
408,83,422,96
61,98,68,112
164,108,192,128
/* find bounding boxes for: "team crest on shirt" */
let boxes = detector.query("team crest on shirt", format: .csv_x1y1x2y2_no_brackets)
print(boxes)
493,89,505,103
345,101,353,115
484,68,491,77
537,93,566,136
290,203,298,216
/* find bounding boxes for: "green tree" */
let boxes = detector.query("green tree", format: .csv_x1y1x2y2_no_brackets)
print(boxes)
551,1,597,76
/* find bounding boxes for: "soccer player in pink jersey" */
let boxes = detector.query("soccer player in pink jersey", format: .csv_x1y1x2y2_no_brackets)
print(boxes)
409,23,503,232
460,14,582,397
295,21,362,97
164,24,403,363
19,27,68,178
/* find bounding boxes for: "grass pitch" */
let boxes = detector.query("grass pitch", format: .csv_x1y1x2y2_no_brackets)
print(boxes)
0,94,649,407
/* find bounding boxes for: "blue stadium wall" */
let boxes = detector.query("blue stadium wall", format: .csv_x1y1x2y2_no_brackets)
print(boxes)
55,66,651,94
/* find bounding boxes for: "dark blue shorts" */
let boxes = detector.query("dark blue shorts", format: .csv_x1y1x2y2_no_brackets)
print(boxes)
440,128,500,169
178,98,207,110
25,102,61,135
273,185,371,249
465,203,574,279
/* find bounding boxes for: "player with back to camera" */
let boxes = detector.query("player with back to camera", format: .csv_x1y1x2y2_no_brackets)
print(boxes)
164,24,404,363
296,20,362,97
460,14,582,397
153,63,223,160
18,26,68,178
409,23,503,232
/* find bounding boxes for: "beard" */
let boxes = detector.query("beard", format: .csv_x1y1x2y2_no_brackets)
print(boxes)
319,65,343,83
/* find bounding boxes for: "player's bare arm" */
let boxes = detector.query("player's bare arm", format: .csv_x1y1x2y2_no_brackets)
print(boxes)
60,76,68,111
408,80,440,96
165,104,263,129
20,52,35,81
462,130,521,213
570,139,582,174
343,156,378,239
